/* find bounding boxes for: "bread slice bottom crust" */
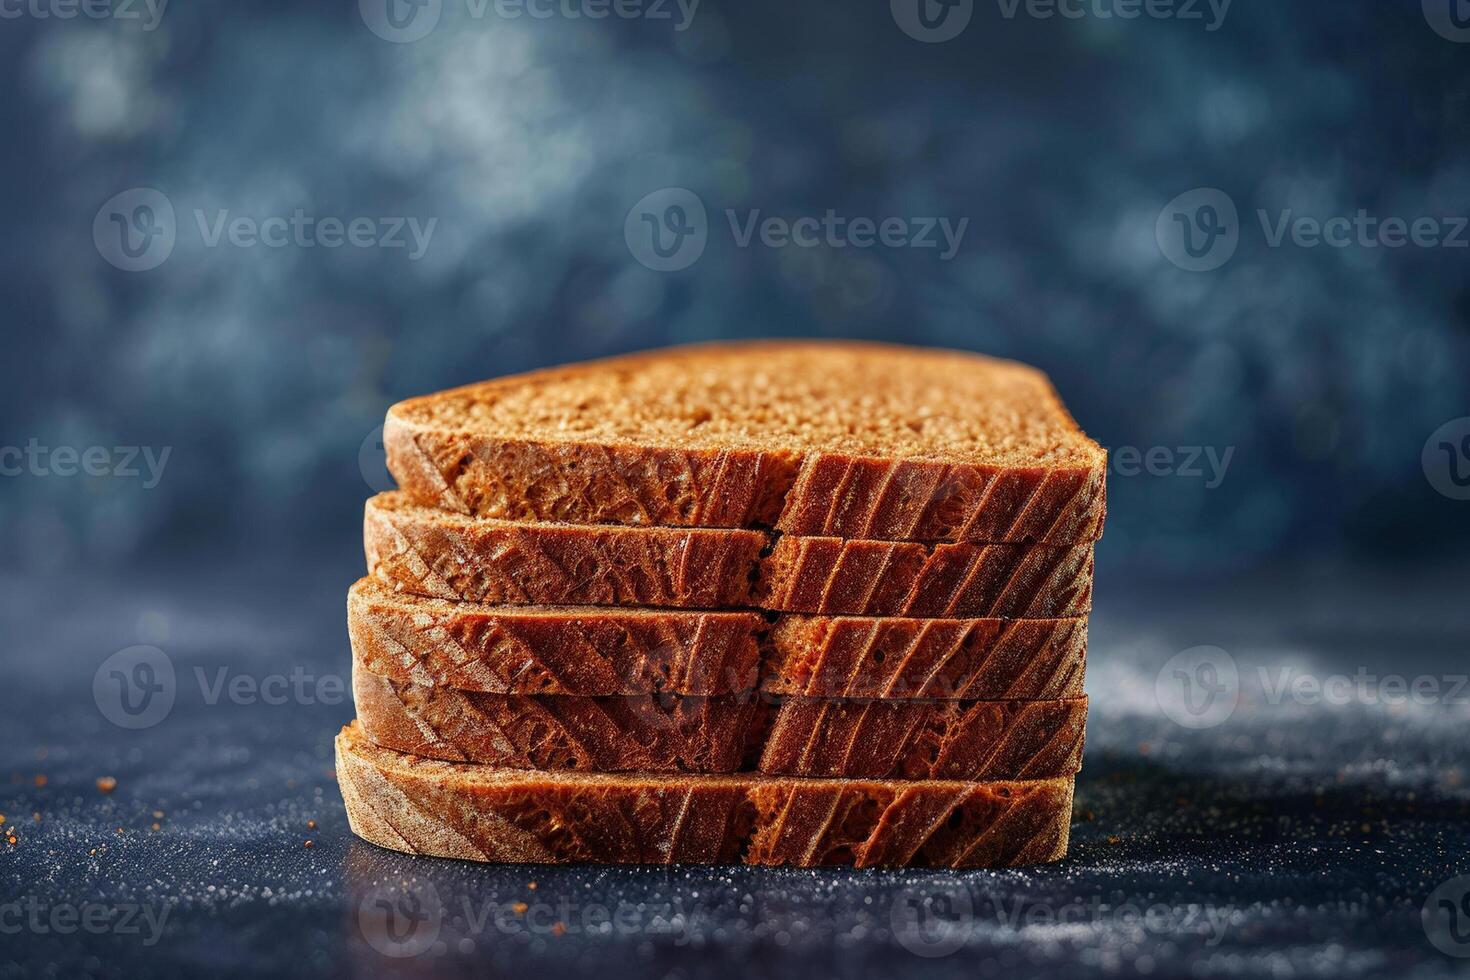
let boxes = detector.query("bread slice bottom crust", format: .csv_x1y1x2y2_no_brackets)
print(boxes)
336,724,1074,868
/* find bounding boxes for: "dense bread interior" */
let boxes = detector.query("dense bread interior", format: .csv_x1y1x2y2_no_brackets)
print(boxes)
390,342,1104,470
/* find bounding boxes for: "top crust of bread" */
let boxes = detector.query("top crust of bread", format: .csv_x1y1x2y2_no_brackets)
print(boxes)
388,341,1104,471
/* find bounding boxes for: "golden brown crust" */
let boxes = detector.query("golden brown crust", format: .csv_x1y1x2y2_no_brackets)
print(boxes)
335,724,1074,867
352,665,1088,779
384,341,1105,545
349,578,1087,699
365,494,1093,618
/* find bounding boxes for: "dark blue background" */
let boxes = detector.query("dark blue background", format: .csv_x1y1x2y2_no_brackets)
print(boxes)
1,0,1467,577
2,2,1469,979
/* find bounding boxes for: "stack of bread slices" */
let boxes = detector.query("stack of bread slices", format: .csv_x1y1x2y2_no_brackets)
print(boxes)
336,341,1105,868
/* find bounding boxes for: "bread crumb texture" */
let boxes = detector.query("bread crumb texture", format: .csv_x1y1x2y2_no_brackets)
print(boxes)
392,342,1103,467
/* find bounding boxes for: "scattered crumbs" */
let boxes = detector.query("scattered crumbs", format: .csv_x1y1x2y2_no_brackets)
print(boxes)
551,922,567,937
116,827,125,835
89,849,97,856
96,777,118,794
304,840,314,849
528,881,537,890
1107,835,1122,845
0,814,6,825
31,813,39,823
153,810,165,820
1079,810,1096,822
511,902,528,915
151,822,162,831
307,820,317,830
33,775,47,788
1360,823,1372,834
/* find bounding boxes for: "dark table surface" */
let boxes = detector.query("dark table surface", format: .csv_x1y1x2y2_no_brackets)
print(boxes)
3,554,1468,979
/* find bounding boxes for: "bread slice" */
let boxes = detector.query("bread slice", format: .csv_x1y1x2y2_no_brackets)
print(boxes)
364,491,765,609
349,577,1087,698
763,614,1086,699
336,723,1074,867
347,577,764,696
352,664,1088,779
365,493,1093,618
383,341,1106,544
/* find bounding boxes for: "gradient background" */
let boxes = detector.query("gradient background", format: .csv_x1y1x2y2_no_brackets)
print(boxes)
2,2,1469,978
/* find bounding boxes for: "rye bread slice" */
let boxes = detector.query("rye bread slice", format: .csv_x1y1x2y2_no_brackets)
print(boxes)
349,577,1087,698
348,577,764,696
365,493,1093,618
336,723,1074,867
383,341,1106,544
352,664,1088,779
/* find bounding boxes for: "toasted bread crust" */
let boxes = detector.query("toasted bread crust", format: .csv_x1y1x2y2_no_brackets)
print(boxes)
349,578,1087,698
384,341,1105,544
336,724,1074,867
365,494,1093,618
353,665,1087,779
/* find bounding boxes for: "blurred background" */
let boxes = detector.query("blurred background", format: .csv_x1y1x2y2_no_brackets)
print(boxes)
1,0,1467,578
2,2,1469,978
